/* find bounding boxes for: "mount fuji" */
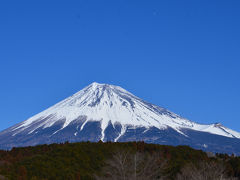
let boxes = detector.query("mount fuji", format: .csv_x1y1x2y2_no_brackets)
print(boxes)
1,82,240,154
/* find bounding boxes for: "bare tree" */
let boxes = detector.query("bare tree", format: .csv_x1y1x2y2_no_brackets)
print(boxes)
134,151,167,180
176,161,237,180
95,149,167,180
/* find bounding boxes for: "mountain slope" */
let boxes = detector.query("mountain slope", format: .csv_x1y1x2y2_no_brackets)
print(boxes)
0,82,240,153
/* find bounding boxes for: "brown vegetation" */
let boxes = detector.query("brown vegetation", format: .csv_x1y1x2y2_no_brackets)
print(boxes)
0,142,239,179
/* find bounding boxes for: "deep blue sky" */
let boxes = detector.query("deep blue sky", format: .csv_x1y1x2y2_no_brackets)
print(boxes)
0,0,240,131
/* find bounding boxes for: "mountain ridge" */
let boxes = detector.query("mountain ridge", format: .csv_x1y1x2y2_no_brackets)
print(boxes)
0,82,240,153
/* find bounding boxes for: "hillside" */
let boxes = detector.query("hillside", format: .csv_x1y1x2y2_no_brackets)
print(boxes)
0,142,240,180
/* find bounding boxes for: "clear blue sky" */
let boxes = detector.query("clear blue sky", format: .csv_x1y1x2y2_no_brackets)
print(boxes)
0,0,240,131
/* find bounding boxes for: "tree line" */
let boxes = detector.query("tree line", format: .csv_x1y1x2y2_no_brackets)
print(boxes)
0,141,240,179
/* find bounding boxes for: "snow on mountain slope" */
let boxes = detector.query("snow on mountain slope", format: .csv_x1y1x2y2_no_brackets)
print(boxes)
11,82,240,140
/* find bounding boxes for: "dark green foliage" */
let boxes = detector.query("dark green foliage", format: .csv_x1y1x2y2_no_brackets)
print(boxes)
0,142,239,179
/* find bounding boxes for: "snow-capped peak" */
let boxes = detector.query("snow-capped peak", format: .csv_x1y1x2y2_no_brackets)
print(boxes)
12,82,240,140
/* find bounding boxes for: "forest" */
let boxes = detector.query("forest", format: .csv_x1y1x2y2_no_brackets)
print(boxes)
0,141,240,180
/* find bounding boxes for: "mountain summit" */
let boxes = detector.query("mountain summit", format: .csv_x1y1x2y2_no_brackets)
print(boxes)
1,82,240,154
